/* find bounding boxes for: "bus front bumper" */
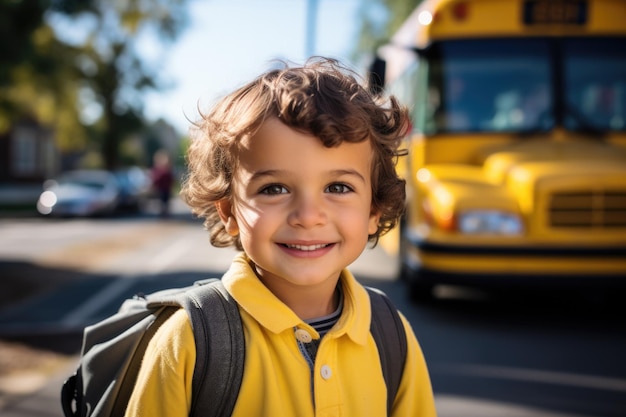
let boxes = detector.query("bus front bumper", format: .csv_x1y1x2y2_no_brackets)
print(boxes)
403,237,626,288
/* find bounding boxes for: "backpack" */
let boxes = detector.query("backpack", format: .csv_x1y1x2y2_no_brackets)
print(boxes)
61,279,407,417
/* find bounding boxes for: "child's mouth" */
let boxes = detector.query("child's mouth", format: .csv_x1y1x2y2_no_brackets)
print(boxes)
281,243,332,251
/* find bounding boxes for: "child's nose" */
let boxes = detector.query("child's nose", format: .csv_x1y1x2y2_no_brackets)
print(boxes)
287,194,327,228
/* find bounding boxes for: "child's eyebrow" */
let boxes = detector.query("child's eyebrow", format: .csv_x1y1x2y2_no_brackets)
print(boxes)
331,169,367,184
248,169,366,184
248,170,282,182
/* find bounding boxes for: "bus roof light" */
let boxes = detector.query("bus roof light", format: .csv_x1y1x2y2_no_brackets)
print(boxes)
452,1,469,21
418,10,433,26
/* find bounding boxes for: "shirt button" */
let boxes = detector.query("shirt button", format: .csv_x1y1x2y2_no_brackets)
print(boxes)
321,365,332,380
295,328,313,343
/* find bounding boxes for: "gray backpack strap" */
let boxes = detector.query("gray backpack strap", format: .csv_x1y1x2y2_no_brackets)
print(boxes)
366,287,407,416
106,306,178,417
175,279,245,417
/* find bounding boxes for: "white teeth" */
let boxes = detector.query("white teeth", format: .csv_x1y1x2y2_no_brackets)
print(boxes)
285,243,328,251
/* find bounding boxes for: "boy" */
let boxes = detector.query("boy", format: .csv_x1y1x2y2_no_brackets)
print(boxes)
125,58,436,417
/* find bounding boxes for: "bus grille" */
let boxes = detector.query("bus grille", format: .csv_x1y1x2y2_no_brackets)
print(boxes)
549,190,626,228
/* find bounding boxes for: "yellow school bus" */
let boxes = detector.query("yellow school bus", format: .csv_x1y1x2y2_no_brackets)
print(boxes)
371,0,626,300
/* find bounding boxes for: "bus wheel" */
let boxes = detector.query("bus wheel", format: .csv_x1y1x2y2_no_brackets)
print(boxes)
409,278,434,303
401,261,434,302
398,222,434,302
397,217,409,281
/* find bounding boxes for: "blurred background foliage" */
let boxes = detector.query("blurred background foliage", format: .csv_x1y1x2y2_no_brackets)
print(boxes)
355,0,422,60
0,0,188,170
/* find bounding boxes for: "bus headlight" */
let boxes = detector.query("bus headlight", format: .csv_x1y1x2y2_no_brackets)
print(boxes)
458,210,523,235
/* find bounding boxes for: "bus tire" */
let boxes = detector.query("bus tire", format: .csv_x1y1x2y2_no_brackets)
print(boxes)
408,276,434,303
401,257,434,302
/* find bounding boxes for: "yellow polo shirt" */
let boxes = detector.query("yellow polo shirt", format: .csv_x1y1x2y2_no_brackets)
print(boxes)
125,253,437,417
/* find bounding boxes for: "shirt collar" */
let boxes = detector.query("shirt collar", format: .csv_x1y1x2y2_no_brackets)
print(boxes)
222,253,371,345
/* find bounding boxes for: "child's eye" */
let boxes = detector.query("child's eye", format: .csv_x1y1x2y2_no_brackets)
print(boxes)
260,184,288,195
325,183,353,194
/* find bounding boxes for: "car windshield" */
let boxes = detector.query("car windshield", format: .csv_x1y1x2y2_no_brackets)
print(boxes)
423,37,626,134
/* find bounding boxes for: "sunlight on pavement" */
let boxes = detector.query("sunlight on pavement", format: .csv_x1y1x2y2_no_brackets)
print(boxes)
436,363,626,393
436,394,588,417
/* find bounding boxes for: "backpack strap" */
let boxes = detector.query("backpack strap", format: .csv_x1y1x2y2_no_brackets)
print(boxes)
172,279,245,417
366,287,408,416
107,306,180,417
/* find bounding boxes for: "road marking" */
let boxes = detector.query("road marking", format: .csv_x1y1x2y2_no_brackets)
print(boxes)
145,236,191,274
59,276,138,328
60,235,192,328
435,363,626,393
435,393,589,417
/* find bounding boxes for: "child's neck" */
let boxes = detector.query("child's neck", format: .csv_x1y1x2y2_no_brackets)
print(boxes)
292,286,340,321
257,271,340,320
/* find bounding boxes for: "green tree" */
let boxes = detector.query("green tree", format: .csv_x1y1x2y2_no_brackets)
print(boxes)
0,0,83,145
354,0,423,61
0,0,189,169
50,0,190,169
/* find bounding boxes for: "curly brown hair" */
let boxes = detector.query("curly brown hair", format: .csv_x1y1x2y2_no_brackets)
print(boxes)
181,57,409,250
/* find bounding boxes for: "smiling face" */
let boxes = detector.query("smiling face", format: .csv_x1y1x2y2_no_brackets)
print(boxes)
217,117,380,297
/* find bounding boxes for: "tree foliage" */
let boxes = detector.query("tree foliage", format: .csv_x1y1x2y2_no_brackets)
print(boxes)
354,0,423,62
1,1,80,141
0,0,189,169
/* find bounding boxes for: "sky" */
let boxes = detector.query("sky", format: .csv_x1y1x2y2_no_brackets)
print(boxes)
143,0,364,134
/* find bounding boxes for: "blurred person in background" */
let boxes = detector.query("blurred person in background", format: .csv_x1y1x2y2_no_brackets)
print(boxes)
151,149,174,217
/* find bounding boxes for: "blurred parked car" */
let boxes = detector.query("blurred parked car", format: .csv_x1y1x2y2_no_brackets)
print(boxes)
113,167,152,213
37,170,120,217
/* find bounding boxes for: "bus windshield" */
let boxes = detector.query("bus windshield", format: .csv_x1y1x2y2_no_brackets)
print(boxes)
424,38,626,135
564,38,626,133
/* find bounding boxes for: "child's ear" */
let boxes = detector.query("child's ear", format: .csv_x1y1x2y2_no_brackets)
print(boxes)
215,199,240,236
368,208,381,236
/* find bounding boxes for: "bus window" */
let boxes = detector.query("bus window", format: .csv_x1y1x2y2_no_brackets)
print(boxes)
424,39,552,134
564,38,626,132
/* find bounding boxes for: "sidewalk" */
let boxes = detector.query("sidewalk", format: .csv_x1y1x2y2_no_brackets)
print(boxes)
0,347,77,417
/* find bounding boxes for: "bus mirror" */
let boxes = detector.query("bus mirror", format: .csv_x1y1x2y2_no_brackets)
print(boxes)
414,46,431,59
368,56,386,95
